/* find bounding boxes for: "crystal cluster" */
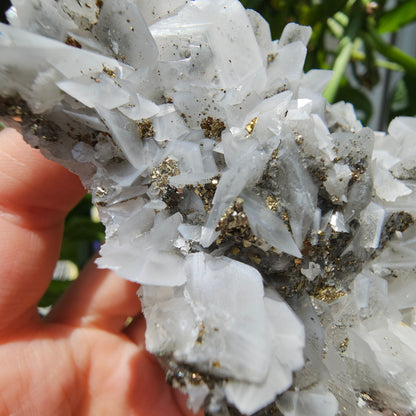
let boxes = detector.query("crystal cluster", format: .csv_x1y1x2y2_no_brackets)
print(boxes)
1,1,416,415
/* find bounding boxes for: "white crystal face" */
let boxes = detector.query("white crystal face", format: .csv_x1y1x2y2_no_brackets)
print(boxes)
1,0,416,415
143,254,274,381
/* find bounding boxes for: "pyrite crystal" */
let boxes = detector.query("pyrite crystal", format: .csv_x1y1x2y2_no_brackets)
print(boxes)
1,1,416,415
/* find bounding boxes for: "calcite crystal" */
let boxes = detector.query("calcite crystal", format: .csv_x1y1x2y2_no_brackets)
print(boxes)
1,1,416,415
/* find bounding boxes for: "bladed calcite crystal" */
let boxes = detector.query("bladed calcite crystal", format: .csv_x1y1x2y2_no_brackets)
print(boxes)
1,1,416,415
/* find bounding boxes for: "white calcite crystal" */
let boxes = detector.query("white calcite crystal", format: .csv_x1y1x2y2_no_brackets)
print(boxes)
1,1,416,415
141,253,304,415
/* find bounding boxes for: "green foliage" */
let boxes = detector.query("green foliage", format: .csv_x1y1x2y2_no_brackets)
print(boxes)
41,194,104,307
61,194,105,268
378,0,416,33
240,0,349,48
390,73,416,119
39,280,72,307
241,0,416,124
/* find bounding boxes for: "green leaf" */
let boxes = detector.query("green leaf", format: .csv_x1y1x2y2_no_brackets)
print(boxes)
38,280,72,307
364,23,416,75
239,0,263,8
323,37,354,103
389,73,416,119
59,194,103,269
60,240,94,270
391,78,409,114
378,0,416,33
64,217,105,241
65,194,94,221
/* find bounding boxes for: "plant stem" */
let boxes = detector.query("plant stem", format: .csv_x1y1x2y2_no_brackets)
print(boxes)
365,25,416,76
323,37,354,103
351,50,404,71
327,17,344,39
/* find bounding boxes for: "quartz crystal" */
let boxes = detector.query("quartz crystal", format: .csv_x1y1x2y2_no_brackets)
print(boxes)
1,1,416,415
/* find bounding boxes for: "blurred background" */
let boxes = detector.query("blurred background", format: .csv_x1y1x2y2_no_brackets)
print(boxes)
1,0,415,306
240,0,416,130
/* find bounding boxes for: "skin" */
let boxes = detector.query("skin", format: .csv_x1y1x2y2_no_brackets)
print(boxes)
0,128,204,416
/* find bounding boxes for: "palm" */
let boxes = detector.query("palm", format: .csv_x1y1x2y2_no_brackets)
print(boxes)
0,323,189,415
0,129,200,416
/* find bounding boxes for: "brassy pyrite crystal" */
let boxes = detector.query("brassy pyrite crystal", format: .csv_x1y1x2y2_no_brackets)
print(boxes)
1,1,416,415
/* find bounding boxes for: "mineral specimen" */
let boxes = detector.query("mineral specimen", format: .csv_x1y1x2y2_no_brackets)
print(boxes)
1,0,416,415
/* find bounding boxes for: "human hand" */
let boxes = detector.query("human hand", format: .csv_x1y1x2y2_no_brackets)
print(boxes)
0,128,202,416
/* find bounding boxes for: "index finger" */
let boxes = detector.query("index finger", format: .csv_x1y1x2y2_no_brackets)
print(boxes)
0,128,85,335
